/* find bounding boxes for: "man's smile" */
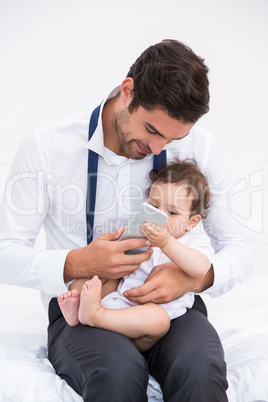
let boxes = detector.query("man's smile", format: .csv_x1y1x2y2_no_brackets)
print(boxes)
136,141,152,155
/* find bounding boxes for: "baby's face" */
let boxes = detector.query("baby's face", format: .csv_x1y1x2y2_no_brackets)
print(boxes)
147,182,194,238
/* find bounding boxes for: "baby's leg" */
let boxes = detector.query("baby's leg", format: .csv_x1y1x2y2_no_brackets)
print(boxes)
69,278,90,293
78,276,170,351
102,278,120,297
69,277,119,298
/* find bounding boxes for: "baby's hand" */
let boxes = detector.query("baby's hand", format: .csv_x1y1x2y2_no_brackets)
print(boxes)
140,222,171,248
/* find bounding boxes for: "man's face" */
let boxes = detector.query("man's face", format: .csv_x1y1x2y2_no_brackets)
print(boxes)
112,105,195,159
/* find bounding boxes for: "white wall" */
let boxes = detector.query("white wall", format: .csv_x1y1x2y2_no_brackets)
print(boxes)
1,0,267,239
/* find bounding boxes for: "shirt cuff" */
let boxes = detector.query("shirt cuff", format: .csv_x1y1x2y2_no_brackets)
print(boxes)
38,249,70,296
202,252,240,297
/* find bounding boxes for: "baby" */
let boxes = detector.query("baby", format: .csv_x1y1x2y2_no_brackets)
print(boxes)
58,160,213,351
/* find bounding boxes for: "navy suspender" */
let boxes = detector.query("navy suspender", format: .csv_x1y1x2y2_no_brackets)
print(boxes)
86,105,100,244
86,104,166,244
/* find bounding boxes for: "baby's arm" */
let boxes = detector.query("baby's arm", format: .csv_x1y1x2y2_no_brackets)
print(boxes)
141,223,210,279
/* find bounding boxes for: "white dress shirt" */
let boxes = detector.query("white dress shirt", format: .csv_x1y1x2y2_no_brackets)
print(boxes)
0,90,255,300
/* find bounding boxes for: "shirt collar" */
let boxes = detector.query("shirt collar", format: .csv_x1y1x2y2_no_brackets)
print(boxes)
85,98,106,159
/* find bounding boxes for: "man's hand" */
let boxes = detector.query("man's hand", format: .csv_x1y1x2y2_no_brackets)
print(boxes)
64,227,153,282
123,262,214,304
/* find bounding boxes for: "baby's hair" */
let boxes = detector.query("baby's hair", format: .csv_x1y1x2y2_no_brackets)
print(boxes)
148,160,211,218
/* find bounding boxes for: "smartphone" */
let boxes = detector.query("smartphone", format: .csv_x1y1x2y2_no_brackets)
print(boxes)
119,202,168,254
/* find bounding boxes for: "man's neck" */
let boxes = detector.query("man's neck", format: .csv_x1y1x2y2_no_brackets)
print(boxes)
102,96,125,156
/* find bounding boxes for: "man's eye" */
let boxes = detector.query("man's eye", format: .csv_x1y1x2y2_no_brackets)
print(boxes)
146,127,156,135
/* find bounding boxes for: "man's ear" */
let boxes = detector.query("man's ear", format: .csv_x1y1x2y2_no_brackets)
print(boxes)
186,214,201,231
120,77,134,104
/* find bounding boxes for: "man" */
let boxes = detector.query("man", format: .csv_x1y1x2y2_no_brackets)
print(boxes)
0,40,254,401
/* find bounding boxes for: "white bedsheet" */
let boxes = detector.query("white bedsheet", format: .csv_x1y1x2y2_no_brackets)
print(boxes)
0,242,267,402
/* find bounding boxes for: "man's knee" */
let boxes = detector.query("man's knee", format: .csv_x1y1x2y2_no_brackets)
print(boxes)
49,321,149,401
185,347,227,384
164,348,228,401
82,342,149,401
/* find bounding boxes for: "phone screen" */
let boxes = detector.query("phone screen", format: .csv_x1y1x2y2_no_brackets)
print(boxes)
119,202,168,254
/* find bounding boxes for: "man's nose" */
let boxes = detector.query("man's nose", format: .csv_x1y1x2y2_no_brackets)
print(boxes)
149,138,168,155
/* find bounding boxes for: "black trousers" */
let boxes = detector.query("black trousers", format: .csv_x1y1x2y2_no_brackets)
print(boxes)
48,296,228,402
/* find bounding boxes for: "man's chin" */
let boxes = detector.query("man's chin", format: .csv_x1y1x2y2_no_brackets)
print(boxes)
128,152,147,160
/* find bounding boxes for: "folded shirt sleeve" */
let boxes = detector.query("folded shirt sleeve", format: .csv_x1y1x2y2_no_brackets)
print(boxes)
0,133,68,296
201,135,255,297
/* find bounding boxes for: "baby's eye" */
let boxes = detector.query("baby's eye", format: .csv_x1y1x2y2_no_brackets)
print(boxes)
168,211,177,216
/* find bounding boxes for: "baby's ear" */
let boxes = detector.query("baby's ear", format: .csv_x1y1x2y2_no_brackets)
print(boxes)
187,214,201,231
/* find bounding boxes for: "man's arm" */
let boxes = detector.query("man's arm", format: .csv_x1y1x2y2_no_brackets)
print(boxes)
0,134,69,295
0,134,153,296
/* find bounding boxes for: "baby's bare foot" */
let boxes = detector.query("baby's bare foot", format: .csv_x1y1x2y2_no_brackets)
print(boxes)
78,276,103,326
58,289,80,326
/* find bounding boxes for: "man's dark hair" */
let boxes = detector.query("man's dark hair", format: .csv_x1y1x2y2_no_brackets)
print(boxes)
127,39,210,123
148,160,211,218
